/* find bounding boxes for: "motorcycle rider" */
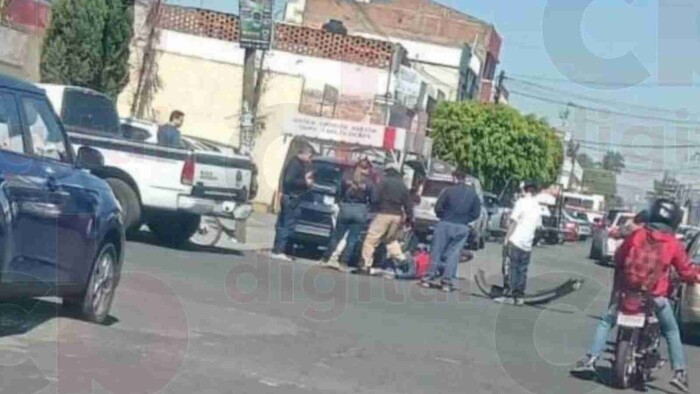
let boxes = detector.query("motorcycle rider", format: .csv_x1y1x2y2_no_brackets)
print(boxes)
571,199,700,392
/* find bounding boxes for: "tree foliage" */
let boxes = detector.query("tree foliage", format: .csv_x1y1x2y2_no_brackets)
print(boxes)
41,0,134,99
602,150,625,174
582,168,617,197
430,102,564,192
577,152,598,169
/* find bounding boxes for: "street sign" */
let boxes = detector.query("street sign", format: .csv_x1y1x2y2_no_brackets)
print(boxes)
239,0,274,50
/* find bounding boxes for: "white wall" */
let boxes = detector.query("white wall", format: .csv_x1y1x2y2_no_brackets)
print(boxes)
356,32,463,68
157,29,392,98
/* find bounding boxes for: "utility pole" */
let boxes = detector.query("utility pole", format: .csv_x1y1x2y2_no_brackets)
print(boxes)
567,139,580,190
494,70,505,104
240,47,257,153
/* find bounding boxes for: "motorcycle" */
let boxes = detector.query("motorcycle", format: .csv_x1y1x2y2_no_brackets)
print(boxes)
613,291,665,389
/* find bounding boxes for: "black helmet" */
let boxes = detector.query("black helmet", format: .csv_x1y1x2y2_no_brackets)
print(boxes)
649,198,682,229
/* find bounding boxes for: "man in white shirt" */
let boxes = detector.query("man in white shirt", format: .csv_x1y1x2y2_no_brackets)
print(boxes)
497,180,542,305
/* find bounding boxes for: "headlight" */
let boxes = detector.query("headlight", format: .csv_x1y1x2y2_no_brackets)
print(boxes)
323,195,335,206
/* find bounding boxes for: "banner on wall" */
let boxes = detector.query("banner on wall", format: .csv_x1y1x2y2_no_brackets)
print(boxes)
284,114,415,152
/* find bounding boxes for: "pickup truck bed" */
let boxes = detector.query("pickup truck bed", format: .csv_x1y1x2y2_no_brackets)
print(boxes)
42,84,255,246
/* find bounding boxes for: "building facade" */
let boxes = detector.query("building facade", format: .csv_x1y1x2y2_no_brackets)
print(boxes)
119,3,435,210
286,0,503,104
0,0,51,81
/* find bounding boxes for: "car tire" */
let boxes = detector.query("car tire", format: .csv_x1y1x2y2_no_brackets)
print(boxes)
63,243,119,325
149,213,201,247
106,178,141,233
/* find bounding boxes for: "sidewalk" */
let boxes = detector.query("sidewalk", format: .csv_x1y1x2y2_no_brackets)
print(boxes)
216,212,277,252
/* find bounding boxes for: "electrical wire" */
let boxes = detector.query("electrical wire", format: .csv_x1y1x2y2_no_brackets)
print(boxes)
508,73,700,88
507,77,699,117
509,90,700,126
576,139,700,149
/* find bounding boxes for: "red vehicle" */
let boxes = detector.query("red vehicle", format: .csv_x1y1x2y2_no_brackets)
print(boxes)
563,221,580,242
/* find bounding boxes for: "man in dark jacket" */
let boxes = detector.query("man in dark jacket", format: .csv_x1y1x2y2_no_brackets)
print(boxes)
358,163,413,275
420,168,482,291
271,145,315,260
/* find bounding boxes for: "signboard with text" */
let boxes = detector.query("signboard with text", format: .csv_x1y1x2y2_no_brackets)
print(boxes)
284,115,386,148
284,114,423,153
239,0,274,49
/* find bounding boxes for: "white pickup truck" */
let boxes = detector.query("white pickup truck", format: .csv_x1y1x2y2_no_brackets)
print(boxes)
41,84,256,246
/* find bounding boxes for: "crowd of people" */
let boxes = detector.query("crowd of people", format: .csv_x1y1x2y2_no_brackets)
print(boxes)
270,147,543,295
271,146,700,392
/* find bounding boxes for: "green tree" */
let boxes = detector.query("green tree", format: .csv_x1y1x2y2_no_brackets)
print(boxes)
582,168,617,197
430,101,563,192
577,152,598,169
602,150,625,174
41,0,133,99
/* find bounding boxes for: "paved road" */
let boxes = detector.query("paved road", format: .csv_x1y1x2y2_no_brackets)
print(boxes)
2,234,699,394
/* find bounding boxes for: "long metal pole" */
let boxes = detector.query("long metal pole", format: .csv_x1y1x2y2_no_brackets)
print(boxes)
240,47,257,153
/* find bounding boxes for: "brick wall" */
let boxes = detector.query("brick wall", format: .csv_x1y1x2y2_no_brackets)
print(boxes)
301,0,500,63
158,5,393,69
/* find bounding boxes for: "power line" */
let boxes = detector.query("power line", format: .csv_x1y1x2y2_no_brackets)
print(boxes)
509,73,700,88
507,77,699,117
509,90,700,126
576,139,700,149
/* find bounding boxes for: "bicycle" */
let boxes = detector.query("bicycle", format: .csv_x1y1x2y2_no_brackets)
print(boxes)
190,216,238,247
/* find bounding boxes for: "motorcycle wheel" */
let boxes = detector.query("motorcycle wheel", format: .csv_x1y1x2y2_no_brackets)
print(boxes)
614,338,636,389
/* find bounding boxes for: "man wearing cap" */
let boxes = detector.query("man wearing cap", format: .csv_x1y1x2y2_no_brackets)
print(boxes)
358,163,413,275
496,180,542,305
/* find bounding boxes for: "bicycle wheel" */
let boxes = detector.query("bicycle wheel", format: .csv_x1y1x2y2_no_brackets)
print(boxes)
190,216,224,247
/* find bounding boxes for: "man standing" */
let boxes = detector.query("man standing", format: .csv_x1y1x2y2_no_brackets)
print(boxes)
420,168,481,292
158,110,185,148
271,145,315,261
358,163,413,275
496,180,542,305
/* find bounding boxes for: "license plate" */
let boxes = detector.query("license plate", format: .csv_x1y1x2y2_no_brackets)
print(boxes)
617,313,645,328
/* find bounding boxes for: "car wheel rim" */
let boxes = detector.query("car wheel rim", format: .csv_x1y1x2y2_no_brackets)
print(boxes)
92,251,115,317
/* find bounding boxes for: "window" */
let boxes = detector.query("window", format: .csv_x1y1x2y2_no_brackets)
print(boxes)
21,97,70,162
61,90,120,135
422,180,454,198
121,123,152,142
0,93,24,154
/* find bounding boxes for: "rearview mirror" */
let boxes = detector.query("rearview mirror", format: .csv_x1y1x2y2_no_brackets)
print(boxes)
76,146,104,170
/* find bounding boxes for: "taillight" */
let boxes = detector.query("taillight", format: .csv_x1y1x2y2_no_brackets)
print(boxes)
181,155,195,185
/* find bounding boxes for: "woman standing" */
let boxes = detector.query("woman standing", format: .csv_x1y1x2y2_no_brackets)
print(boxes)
320,158,373,269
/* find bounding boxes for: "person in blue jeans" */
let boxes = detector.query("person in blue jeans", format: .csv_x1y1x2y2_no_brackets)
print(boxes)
495,181,542,305
571,199,700,393
321,158,373,269
420,168,481,292
271,145,315,261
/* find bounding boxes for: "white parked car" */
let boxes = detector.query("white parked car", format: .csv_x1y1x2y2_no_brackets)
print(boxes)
41,85,256,246
413,173,488,250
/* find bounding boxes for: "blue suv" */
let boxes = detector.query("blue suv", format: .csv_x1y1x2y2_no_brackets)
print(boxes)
0,74,124,324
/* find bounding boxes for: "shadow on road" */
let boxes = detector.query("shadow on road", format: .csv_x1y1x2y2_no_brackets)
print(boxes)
127,230,244,256
0,298,118,339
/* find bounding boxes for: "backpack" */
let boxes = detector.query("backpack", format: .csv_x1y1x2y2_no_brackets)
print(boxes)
621,231,664,292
